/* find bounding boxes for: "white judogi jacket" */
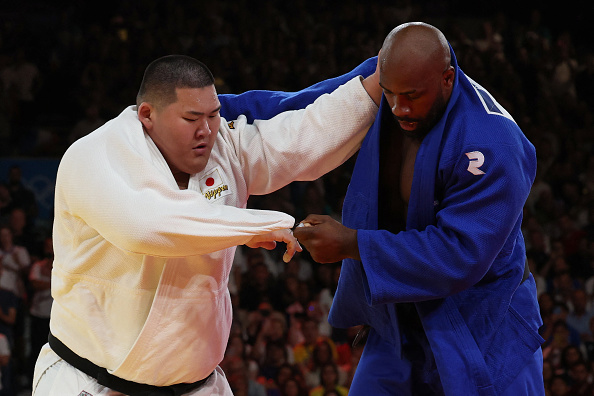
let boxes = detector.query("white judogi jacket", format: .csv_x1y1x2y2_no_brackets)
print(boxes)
49,77,376,386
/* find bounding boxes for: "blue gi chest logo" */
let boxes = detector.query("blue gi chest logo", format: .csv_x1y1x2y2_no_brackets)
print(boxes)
199,168,231,201
465,151,485,175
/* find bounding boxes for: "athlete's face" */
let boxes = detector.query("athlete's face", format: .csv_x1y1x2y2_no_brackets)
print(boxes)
380,61,454,139
141,86,221,176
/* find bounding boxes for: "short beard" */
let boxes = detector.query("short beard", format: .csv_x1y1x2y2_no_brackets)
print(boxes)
394,92,447,140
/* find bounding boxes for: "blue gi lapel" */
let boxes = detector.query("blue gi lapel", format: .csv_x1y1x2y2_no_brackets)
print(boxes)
331,97,403,350
407,44,460,231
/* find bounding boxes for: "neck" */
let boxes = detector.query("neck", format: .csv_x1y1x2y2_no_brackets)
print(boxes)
173,172,190,190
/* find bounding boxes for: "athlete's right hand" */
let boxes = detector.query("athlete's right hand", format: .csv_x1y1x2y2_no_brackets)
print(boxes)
245,229,303,263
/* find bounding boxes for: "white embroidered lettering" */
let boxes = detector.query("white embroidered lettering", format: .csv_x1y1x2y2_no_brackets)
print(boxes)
204,185,229,200
465,151,485,175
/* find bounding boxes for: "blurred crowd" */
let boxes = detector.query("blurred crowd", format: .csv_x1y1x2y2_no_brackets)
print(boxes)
0,0,593,395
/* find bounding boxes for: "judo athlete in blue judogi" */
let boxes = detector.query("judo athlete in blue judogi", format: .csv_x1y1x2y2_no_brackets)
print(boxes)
294,22,545,395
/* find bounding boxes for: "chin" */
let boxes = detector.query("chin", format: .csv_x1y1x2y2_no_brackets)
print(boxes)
189,162,209,175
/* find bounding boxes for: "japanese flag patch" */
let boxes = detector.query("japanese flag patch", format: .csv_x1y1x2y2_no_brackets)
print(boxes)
199,168,231,201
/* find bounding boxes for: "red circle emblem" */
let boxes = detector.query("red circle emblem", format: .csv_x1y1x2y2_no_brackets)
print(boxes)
205,177,215,186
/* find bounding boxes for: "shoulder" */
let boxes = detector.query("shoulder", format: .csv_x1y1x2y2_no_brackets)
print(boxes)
60,107,144,169
441,79,535,167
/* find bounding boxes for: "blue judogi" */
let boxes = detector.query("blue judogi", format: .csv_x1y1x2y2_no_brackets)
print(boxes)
330,47,544,395
219,48,544,395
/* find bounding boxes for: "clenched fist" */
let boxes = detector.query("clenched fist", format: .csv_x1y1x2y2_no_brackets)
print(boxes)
293,214,360,263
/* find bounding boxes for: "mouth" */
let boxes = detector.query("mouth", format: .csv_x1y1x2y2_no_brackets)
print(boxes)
398,120,418,131
192,142,208,154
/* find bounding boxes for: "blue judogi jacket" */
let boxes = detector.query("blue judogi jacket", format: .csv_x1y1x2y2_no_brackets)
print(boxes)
331,49,543,395
219,49,543,395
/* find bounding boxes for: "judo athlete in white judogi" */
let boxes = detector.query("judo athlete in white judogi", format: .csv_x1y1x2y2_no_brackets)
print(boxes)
32,55,381,396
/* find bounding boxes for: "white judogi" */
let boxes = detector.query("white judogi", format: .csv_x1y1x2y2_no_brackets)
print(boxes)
33,77,377,395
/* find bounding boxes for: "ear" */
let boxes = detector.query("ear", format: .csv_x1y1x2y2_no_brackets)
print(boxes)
137,102,154,131
443,66,455,88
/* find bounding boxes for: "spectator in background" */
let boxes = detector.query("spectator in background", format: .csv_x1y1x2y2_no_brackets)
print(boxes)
549,374,570,396
581,316,594,363
541,302,582,349
0,333,9,396
567,360,593,396
279,377,308,396
27,236,53,383
239,262,277,312
0,226,30,302
259,340,291,384
250,308,295,368
268,363,304,396
8,207,37,259
5,166,38,222
0,223,31,392
0,48,41,152
221,355,267,396
0,263,17,396
567,289,594,340
0,185,12,224
272,273,301,315
302,340,346,390
551,270,579,310
307,363,348,396
293,318,337,372
544,319,580,371
557,344,586,380
68,102,105,144
224,332,259,382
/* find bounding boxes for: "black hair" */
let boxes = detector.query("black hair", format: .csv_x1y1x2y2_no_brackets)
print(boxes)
136,54,215,108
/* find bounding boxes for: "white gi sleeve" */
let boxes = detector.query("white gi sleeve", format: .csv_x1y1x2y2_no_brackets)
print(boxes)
226,76,377,195
54,109,295,258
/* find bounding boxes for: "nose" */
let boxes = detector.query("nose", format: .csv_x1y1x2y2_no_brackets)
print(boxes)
391,96,411,118
195,118,211,138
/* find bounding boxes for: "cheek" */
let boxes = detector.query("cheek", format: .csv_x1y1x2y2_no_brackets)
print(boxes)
209,117,221,133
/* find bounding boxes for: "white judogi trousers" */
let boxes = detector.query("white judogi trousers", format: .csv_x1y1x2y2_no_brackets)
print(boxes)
33,344,233,396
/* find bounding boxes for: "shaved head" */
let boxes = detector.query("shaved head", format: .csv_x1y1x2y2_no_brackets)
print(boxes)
378,22,455,139
380,22,451,78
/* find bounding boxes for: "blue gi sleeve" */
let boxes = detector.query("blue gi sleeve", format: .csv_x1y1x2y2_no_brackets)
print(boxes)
218,57,376,122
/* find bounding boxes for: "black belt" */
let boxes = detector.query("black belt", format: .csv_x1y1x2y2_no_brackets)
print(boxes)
48,333,213,396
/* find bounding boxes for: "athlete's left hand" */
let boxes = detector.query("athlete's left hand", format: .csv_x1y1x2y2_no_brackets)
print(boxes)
245,229,303,262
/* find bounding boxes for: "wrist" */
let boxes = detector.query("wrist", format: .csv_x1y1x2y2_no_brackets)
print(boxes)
343,228,360,261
